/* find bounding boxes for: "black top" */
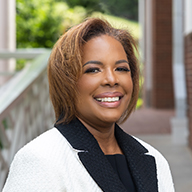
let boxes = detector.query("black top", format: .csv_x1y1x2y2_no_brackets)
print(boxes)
106,154,136,192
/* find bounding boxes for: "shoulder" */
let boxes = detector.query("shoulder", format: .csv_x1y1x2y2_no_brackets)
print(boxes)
15,128,66,158
13,127,79,165
133,136,175,192
133,136,166,161
9,128,72,171
3,128,74,191
133,136,170,170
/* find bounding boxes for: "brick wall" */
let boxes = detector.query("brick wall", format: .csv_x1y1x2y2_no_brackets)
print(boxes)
185,32,192,149
151,0,174,108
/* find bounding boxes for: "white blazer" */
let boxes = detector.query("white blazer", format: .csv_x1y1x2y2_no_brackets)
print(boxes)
3,118,175,192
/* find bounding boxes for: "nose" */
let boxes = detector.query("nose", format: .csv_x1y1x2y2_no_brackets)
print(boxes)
102,69,119,87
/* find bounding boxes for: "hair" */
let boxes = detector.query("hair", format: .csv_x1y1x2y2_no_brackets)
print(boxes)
48,17,140,124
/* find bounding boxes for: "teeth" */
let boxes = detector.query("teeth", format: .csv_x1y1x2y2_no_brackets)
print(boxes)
96,97,120,102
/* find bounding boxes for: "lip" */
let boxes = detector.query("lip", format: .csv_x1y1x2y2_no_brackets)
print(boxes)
94,92,123,98
94,92,123,108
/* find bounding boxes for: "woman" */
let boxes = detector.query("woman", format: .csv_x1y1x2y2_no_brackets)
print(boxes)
3,18,174,192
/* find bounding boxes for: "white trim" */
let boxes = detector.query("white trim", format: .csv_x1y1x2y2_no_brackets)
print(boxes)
145,0,153,91
171,0,188,145
172,0,187,116
139,0,145,62
0,49,49,59
0,51,51,116
0,0,16,85
184,0,192,35
139,0,153,91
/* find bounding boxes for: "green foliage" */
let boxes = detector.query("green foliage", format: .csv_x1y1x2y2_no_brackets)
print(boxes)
58,4,87,31
0,119,8,149
0,140,2,149
16,0,64,48
91,12,140,40
16,59,28,71
16,0,89,49
15,0,88,69
16,0,139,49
64,0,103,14
58,0,138,20
136,98,143,109
101,0,138,21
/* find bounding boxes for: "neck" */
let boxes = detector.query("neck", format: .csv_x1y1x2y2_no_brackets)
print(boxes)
77,117,123,155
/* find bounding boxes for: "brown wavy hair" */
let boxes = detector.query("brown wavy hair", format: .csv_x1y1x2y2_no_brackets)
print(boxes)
48,17,139,124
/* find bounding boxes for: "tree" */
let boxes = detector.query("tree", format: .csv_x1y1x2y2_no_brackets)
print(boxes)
60,0,138,20
16,0,63,48
101,0,138,21
61,0,103,14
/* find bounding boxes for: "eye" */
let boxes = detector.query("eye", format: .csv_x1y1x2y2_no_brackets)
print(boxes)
116,67,130,72
84,67,101,73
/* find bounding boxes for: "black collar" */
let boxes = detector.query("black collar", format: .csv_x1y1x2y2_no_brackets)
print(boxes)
55,118,158,192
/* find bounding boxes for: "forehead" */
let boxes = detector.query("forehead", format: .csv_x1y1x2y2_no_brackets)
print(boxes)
84,35,121,48
82,35,126,60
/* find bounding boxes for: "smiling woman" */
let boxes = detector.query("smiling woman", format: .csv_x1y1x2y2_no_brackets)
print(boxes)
48,18,139,126
76,35,133,136
2,18,175,192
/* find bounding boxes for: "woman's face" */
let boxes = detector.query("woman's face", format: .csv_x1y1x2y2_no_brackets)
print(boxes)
76,35,133,128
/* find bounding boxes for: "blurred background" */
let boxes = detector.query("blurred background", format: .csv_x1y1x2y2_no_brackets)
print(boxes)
0,0,192,191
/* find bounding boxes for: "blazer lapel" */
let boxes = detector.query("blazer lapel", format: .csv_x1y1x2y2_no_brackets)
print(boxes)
55,118,127,192
115,124,158,192
55,118,158,192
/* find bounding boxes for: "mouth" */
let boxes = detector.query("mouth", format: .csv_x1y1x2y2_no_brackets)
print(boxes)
94,96,122,102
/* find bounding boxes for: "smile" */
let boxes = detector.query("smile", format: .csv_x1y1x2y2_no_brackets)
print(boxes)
95,97,120,102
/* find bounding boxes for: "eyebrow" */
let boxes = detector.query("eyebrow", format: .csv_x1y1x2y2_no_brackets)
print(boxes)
83,59,129,67
83,60,102,67
115,60,129,65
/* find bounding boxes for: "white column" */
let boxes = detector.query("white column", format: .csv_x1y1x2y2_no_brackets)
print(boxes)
171,0,188,145
139,0,153,107
139,0,145,63
184,0,192,35
0,0,16,86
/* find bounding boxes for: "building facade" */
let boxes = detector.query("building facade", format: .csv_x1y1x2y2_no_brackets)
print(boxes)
184,0,192,149
139,0,192,148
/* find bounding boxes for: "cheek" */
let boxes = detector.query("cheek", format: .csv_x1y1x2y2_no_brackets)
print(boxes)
123,76,133,94
77,76,100,96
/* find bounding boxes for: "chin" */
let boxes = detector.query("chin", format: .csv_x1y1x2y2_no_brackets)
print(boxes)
100,115,121,124
96,109,125,124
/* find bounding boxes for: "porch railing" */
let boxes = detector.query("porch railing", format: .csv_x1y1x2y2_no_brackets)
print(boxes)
0,49,55,190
